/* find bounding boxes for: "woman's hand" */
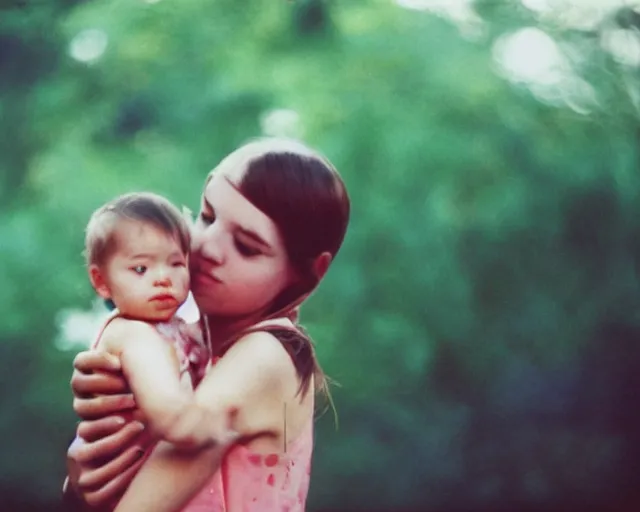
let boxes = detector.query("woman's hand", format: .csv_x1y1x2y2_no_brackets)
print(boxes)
71,350,134,419
66,350,147,508
66,418,148,509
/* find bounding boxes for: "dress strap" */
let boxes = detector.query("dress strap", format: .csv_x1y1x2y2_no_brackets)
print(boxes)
90,309,121,350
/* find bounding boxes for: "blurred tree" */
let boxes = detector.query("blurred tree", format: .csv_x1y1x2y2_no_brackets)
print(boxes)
1,0,640,510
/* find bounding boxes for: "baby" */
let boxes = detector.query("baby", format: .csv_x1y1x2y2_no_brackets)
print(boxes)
78,192,223,449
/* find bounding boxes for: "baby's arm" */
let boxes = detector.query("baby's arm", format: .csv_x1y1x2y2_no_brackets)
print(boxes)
100,319,221,450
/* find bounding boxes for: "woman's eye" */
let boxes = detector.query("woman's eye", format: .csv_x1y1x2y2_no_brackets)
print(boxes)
172,260,187,268
199,212,215,225
131,265,147,275
235,240,260,257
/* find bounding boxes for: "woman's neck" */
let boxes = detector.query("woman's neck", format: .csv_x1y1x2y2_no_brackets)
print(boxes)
202,313,262,354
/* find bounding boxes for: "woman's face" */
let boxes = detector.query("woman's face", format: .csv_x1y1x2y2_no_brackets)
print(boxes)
189,161,296,318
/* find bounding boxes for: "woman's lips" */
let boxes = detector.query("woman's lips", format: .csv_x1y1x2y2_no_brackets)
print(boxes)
192,270,222,286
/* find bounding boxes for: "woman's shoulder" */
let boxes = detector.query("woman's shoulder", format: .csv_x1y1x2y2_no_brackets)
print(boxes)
221,331,314,449
226,330,298,377
226,320,316,394
237,318,309,353
206,330,297,402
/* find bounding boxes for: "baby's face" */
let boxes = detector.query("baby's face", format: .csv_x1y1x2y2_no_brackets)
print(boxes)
99,221,190,322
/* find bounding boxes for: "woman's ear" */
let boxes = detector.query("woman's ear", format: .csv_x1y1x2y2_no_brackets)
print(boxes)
312,251,332,281
88,264,112,300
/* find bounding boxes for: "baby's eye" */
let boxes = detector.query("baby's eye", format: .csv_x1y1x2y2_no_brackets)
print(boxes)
131,265,147,275
172,260,187,268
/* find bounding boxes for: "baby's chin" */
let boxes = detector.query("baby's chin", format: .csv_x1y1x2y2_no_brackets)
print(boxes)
152,308,180,322
119,308,180,323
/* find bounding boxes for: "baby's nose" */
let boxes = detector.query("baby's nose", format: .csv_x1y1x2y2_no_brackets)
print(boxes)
154,270,172,286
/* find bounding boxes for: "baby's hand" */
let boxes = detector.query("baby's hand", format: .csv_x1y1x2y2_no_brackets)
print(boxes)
219,407,241,446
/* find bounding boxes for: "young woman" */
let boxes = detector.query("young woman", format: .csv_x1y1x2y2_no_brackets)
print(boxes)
64,138,350,511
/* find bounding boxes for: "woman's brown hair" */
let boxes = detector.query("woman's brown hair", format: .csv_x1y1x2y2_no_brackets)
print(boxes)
217,138,350,401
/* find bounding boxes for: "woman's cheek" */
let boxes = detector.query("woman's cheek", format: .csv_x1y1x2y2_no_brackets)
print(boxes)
189,220,208,249
182,271,191,294
189,231,201,252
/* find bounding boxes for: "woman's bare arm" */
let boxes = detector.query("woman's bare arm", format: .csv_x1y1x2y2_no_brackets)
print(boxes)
114,332,297,512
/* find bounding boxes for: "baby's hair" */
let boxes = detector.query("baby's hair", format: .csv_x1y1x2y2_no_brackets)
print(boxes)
85,192,191,267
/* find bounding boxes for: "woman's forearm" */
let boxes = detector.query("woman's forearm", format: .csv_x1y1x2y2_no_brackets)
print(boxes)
113,441,229,512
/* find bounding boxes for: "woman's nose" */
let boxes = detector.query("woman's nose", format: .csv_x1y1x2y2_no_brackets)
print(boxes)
199,225,226,264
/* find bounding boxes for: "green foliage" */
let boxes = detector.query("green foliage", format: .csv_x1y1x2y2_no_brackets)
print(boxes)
2,0,640,510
